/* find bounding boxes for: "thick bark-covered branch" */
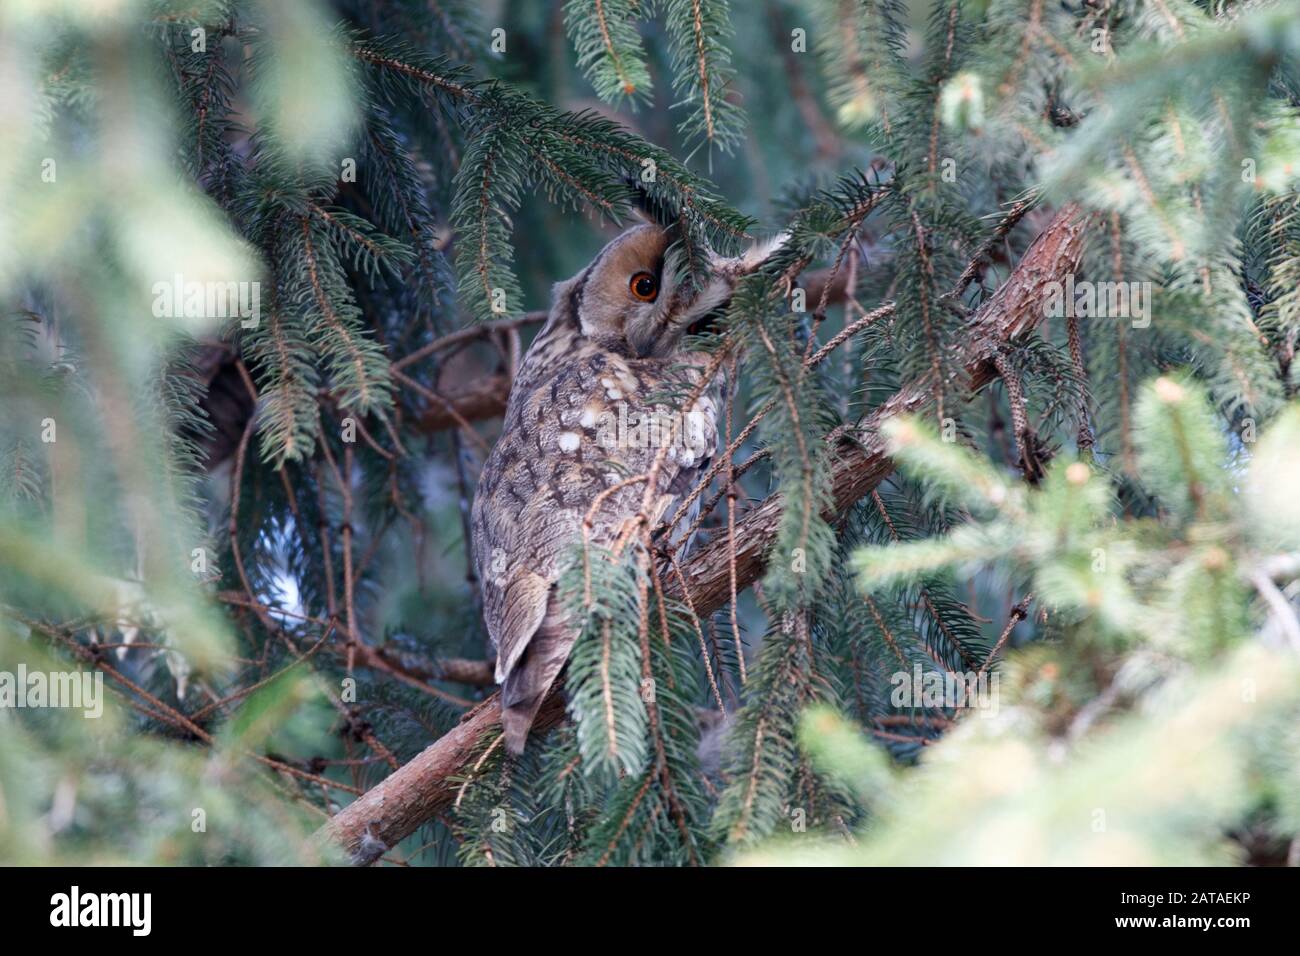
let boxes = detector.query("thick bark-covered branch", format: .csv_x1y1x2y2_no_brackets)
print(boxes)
413,372,512,432
314,690,566,864
670,202,1090,614
316,203,1089,864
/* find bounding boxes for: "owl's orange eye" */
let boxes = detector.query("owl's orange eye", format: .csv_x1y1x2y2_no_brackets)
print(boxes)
629,271,659,302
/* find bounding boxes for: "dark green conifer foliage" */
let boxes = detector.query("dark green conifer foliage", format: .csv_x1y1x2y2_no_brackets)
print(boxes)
1,0,1299,867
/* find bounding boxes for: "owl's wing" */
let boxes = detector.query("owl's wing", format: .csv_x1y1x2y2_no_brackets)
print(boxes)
492,568,550,683
471,369,591,752
498,598,572,753
487,565,572,754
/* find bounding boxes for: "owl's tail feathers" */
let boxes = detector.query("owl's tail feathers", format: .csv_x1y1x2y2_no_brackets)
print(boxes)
501,692,542,756
499,612,574,755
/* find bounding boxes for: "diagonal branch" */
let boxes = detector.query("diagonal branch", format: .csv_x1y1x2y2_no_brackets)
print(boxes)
316,202,1090,865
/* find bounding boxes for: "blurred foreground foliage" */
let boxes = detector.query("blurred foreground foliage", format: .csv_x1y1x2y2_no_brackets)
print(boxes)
0,0,1298,866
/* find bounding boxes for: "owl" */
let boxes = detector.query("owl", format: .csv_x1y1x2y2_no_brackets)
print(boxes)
471,223,775,753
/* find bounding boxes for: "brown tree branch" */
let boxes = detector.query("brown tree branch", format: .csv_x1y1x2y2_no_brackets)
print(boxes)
362,645,495,687
316,203,1090,864
411,371,513,432
664,203,1089,616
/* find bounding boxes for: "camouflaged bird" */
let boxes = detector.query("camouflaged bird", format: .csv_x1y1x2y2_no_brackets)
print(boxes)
471,223,777,753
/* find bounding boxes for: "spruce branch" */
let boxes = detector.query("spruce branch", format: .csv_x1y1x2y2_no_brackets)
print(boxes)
565,0,652,105
316,203,1090,865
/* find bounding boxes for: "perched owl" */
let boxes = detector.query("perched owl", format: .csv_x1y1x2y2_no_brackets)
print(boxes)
471,223,776,753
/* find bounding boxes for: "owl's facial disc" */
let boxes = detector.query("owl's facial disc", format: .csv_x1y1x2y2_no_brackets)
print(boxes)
565,224,664,355
633,235,788,356
567,224,786,359
624,242,781,358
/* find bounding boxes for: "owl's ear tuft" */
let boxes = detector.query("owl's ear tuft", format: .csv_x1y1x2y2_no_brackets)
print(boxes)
742,230,792,271
625,205,657,228
622,176,681,232
709,230,791,280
